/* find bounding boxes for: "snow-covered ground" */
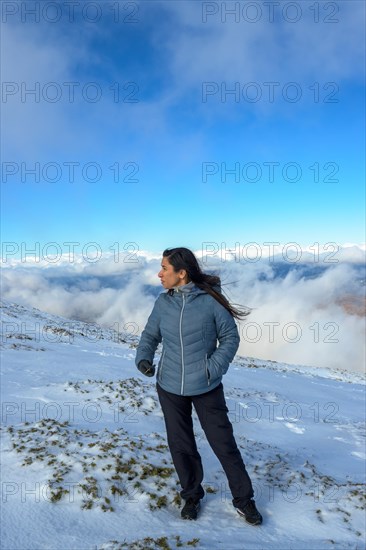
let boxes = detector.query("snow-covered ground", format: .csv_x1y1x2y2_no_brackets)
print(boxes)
1,299,365,550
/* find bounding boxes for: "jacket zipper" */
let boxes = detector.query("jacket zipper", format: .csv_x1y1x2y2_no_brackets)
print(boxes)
180,294,186,394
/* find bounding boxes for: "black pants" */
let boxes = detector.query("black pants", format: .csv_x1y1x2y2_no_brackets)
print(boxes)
156,381,254,508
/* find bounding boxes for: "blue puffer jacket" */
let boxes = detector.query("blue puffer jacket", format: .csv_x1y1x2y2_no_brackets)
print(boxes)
135,282,240,396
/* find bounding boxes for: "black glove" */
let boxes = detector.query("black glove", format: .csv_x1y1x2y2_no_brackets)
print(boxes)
138,360,156,377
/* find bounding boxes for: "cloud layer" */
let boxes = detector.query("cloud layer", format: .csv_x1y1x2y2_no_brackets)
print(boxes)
2,247,365,374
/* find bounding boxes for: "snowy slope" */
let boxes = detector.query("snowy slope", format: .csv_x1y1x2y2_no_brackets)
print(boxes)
1,299,365,550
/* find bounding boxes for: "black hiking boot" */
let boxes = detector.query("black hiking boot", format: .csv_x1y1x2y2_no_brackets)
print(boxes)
181,498,201,520
235,499,263,525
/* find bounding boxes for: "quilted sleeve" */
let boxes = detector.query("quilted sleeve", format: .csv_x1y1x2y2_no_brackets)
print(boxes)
135,297,162,368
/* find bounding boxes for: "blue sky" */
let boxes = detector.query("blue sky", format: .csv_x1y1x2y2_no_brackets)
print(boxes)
1,0,365,257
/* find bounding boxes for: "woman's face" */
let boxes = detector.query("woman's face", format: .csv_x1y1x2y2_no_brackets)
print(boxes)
158,256,188,289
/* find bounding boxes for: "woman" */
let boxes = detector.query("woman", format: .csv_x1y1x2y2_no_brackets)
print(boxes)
135,247,262,525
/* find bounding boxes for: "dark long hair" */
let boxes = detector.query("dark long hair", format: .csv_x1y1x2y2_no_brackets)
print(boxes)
163,247,250,320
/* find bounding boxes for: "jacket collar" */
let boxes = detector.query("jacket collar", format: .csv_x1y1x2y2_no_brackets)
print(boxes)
172,281,196,293
167,281,201,296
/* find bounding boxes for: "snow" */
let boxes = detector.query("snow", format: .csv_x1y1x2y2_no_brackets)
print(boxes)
1,299,365,550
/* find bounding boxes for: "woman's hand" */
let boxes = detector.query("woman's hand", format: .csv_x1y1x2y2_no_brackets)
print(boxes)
137,360,156,377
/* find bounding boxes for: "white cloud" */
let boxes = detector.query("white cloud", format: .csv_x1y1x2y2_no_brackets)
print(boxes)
161,0,364,84
232,262,365,372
